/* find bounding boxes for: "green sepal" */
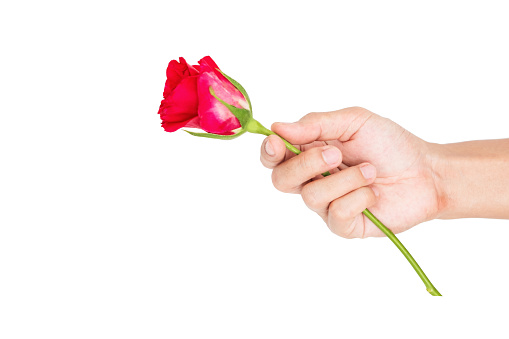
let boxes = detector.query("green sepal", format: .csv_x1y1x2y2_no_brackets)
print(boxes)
184,129,246,140
209,87,251,127
218,69,253,113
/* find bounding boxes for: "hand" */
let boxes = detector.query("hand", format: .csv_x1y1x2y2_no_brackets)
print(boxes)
260,107,441,238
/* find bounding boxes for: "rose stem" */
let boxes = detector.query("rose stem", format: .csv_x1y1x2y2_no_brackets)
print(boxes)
248,119,441,296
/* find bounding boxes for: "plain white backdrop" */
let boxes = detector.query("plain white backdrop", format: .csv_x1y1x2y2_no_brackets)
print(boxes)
1,0,508,338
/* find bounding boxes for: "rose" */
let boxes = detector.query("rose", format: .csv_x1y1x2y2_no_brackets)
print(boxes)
158,56,249,135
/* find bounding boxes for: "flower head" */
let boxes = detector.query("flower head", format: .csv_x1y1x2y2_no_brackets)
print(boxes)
158,56,249,136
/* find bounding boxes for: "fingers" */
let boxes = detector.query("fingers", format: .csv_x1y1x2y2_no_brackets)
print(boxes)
327,186,378,239
300,163,377,215
271,145,342,194
260,135,299,169
271,106,374,145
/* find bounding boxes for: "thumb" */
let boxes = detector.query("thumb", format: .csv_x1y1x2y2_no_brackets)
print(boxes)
271,107,373,145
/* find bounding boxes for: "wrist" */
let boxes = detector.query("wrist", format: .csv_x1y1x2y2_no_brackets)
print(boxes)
428,139,509,220
427,142,460,219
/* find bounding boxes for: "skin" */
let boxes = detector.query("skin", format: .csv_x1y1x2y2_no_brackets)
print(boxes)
260,107,509,238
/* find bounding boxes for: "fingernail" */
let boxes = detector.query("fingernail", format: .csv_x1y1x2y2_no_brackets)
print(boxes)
360,164,376,180
322,147,341,165
265,140,275,156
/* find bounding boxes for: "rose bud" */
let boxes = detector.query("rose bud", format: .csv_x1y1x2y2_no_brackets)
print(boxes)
158,56,257,139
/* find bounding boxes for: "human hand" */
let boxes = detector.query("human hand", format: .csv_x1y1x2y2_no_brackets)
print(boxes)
260,107,441,238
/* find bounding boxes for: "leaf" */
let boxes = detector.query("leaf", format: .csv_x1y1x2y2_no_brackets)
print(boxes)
217,69,252,113
184,129,246,140
209,87,251,127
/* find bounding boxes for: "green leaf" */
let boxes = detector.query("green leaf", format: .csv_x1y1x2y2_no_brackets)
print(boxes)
184,129,246,140
217,69,252,113
209,87,251,127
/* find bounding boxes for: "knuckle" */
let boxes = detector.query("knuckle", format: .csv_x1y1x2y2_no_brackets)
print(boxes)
339,224,357,239
271,170,285,192
350,106,369,114
328,221,356,239
271,169,292,193
301,184,320,211
349,106,376,121
301,112,320,122
329,200,354,222
342,205,357,221
352,106,366,111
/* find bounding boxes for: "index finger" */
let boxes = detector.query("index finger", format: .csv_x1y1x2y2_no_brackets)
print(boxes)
271,107,374,145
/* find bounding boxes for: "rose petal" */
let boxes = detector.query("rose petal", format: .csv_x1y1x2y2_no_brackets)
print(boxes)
163,57,199,98
198,57,248,109
159,76,200,132
191,64,200,73
161,116,200,132
198,56,232,88
197,72,242,134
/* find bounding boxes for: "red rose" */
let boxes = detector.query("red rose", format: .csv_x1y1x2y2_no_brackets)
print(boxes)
158,56,249,135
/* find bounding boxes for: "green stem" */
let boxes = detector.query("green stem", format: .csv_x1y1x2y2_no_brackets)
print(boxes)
246,119,302,154
362,209,441,296
247,119,441,296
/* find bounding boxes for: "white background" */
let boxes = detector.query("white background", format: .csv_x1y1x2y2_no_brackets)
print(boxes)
1,0,508,338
